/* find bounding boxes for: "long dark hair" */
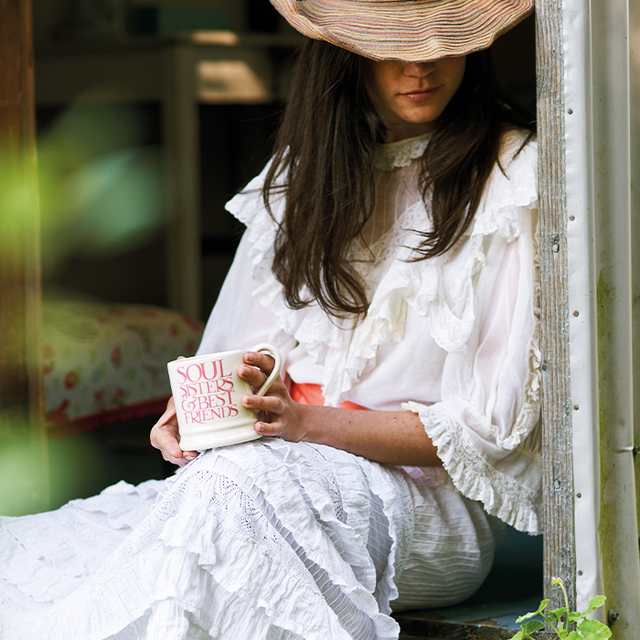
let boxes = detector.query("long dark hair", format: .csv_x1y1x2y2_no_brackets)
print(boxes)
263,39,535,318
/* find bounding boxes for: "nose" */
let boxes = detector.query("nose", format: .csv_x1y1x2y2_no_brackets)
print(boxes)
403,62,435,78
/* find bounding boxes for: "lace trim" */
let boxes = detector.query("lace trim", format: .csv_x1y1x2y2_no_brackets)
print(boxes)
403,401,541,534
226,135,538,407
373,134,431,171
351,196,428,268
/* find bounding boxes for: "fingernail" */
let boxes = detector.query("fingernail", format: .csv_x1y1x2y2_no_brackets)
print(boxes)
256,423,265,433
245,352,256,363
244,395,254,406
242,365,251,375
184,454,197,461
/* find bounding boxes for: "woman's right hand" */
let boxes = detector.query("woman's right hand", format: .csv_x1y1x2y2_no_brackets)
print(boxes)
150,396,199,466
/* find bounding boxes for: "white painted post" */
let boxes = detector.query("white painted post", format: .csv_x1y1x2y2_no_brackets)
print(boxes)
553,0,640,635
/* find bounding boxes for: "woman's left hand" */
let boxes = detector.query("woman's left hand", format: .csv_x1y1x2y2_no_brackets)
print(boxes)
239,350,308,442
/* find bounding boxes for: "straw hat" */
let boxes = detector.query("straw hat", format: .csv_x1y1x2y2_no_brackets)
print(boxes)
269,0,533,61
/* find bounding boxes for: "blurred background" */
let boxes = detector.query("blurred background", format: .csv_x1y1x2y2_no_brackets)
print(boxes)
34,0,302,317
1,0,536,515
32,0,535,320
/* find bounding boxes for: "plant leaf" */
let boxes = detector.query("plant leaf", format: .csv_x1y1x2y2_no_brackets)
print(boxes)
545,607,567,622
516,599,549,623
576,619,612,639
587,596,607,610
509,632,524,640
521,619,545,635
568,595,607,622
567,596,608,623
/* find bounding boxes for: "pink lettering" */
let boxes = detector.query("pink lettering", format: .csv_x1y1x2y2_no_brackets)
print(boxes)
179,358,229,383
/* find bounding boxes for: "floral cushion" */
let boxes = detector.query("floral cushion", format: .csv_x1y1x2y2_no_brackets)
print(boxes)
43,301,204,437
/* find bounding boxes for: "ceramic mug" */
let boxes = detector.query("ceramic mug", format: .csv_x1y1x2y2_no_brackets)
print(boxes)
167,344,283,451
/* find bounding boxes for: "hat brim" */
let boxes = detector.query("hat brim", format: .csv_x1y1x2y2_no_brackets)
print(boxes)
270,0,533,61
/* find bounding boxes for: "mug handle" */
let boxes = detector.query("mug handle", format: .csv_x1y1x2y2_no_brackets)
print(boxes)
250,343,283,397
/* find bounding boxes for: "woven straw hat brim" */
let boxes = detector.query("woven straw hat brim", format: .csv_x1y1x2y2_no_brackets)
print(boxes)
270,0,533,61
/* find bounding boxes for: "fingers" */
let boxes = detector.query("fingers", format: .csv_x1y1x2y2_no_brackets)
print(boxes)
238,364,266,391
243,350,274,371
239,352,300,441
242,350,274,380
242,393,284,415
254,419,282,437
150,397,198,466
242,391,295,439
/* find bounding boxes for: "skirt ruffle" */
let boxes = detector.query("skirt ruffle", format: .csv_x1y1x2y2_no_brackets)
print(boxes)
0,438,502,640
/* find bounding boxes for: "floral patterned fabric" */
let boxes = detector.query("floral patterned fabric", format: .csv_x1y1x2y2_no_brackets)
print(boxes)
43,301,204,437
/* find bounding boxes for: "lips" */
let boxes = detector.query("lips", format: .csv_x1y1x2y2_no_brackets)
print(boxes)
400,86,440,101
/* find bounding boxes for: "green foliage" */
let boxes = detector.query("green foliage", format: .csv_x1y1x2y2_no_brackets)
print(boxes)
510,578,610,640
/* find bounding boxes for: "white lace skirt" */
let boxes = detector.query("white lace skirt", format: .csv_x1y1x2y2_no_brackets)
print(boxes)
0,438,505,640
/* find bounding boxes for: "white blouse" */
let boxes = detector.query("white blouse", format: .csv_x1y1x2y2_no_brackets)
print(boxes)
198,130,541,534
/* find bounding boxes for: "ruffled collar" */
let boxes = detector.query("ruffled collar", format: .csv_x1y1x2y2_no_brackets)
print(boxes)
373,133,431,171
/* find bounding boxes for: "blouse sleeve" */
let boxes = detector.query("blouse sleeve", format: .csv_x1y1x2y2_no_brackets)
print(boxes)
196,231,298,360
404,145,542,535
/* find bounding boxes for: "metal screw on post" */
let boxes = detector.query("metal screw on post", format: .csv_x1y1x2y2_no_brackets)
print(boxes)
607,610,619,627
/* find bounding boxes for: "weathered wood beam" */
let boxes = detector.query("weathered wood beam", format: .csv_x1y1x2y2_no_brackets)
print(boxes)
534,0,576,613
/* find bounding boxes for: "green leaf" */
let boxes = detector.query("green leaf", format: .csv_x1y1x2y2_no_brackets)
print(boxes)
567,595,607,623
509,632,524,640
587,596,607,610
521,619,545,635
545,607,567,622
516,599,549,623
576,619,612,639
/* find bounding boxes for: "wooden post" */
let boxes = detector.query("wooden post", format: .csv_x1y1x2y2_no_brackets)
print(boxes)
0,0,49,515
163,45,202,320
537,2,640,634
535,0,577,613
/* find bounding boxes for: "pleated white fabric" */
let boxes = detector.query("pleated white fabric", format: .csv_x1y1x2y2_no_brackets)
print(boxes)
0,439,502,640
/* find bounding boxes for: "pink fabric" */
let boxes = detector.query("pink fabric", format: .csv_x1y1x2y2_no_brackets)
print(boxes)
290,381,369,411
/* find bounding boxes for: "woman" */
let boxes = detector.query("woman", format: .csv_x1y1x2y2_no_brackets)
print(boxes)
0,1,539,638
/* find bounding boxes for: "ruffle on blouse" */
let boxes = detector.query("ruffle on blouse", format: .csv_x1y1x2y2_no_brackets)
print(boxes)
372,133,431,171
403,401,541,534
228,178,421,407
226,133,538,410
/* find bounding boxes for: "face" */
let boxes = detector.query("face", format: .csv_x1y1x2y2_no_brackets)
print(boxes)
364,56,467,143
